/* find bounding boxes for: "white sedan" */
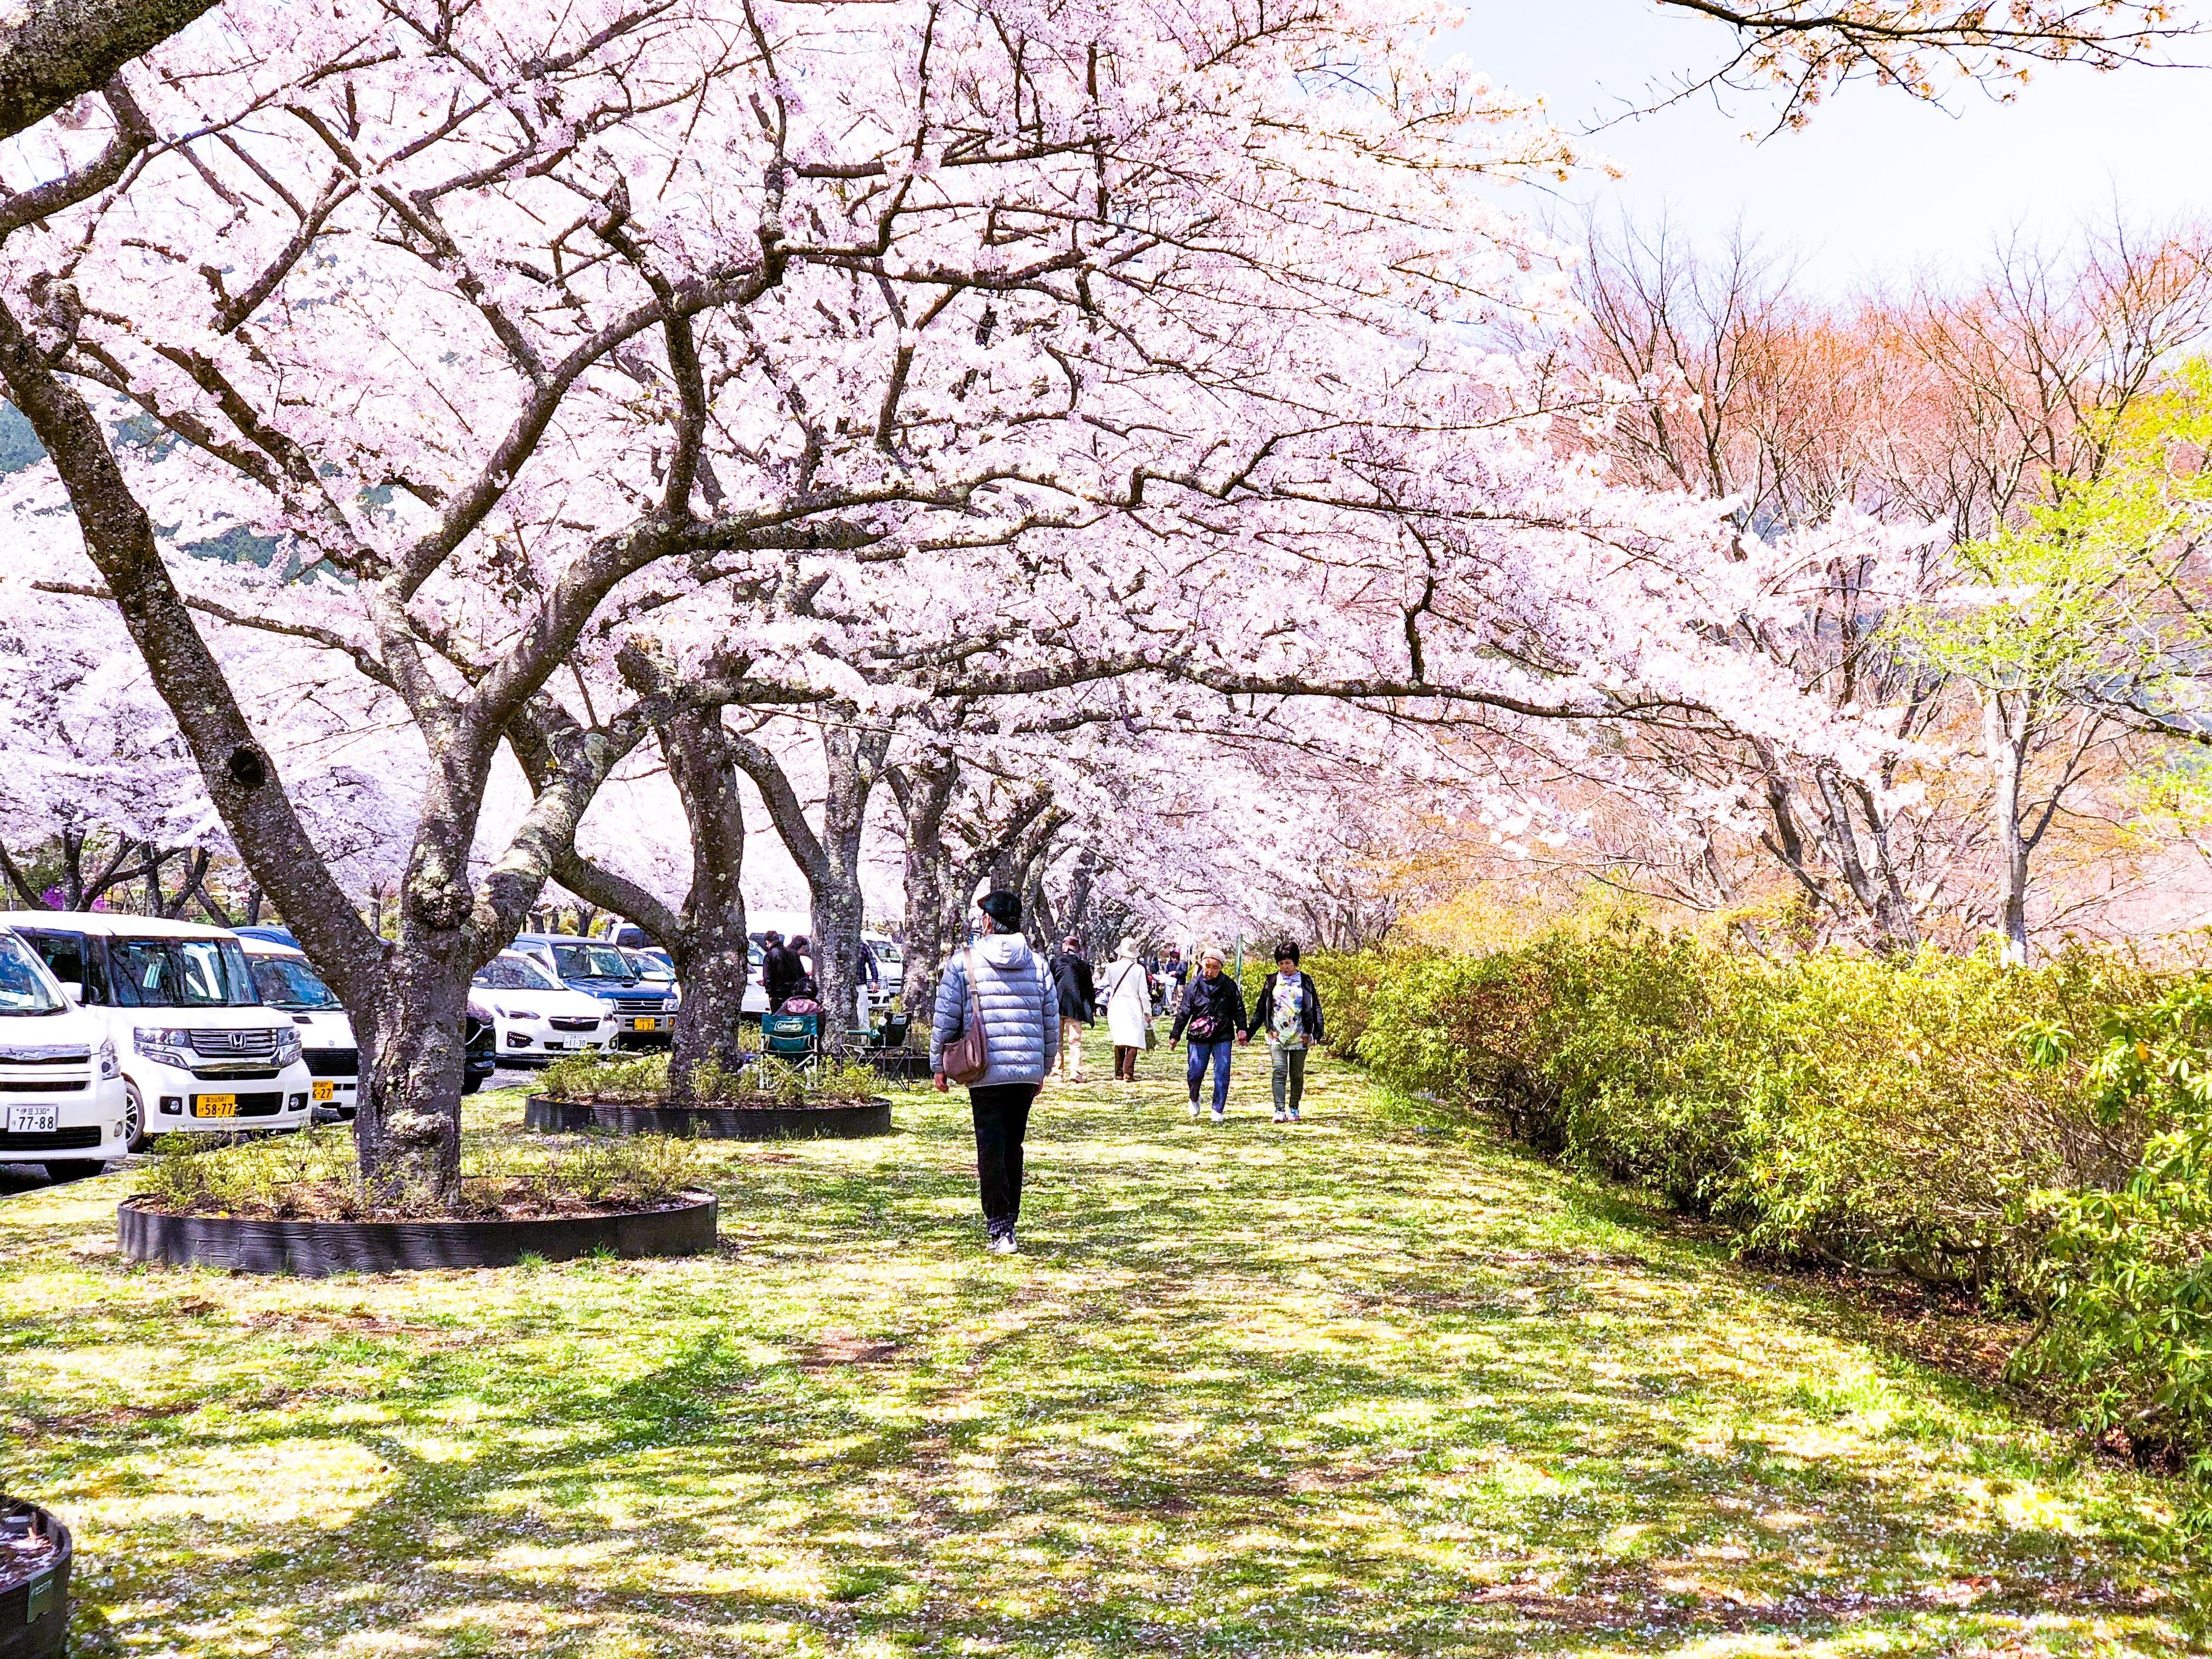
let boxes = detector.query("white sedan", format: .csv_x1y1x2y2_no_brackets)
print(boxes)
470,952,614,1066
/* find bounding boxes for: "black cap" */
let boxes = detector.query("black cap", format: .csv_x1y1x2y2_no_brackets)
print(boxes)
978,890,1022,929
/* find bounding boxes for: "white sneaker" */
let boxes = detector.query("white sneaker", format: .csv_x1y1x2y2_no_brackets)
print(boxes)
1188,1100,1202,1119
989,1233,1018,1256
1211,1109,1226,1125
1272,1108,1288,1122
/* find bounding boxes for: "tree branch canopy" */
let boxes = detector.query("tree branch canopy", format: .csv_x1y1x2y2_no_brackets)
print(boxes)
1652,0,2196,126
0,0,219,142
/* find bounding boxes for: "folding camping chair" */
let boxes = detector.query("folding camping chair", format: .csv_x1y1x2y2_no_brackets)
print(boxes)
760,1011,820,1070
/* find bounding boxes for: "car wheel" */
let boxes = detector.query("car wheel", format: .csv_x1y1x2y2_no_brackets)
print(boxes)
122,1082,151,1153
41,1160,103,1182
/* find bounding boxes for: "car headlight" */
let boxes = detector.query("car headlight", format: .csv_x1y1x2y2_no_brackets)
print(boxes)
273,1028,302,1066
97,1037,119,1079
133,1026,194,1069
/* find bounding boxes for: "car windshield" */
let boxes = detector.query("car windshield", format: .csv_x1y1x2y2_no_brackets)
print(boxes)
109,936,259,1008
872,942,902,962
627,951,675,983
475,955,560,992
249,956,343,1011
0,933,64,1016
552,944,635,981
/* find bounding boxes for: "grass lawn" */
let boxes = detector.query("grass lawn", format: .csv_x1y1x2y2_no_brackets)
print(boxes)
3,1035,2200,1657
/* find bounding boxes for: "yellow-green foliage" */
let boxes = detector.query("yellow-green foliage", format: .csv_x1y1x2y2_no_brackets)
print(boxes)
1321,925,2158,1296
139,1120,706,1217
541,1049,882,1105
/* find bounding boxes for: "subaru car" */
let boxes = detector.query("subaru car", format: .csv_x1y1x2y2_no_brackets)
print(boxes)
470,950,616,1066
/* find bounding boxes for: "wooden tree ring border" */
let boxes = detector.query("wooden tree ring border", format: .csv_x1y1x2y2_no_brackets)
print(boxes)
522,1096,893,1139
116,1192,719,1276
0,1501,70,1659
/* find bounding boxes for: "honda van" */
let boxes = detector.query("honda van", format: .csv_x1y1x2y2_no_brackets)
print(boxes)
1,913,314,1150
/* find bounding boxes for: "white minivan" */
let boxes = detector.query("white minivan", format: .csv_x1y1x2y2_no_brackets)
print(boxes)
0,925,129,1179
238,934,359,1119
2,913,314,1150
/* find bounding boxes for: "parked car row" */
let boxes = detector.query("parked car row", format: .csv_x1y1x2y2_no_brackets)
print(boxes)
0,908,912,1177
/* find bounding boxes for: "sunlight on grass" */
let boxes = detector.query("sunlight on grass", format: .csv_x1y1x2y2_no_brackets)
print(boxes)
1,1040,2200,1655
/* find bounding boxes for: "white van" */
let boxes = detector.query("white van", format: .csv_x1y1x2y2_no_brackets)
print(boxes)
2,913,315,1150
469,951,616,1066
0,925,129,1179
237,935,359,1119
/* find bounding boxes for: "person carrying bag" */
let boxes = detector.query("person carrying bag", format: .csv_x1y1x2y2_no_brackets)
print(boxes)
930,890,1060,1255
1103,939,1153,1081
1170,947,1246,1124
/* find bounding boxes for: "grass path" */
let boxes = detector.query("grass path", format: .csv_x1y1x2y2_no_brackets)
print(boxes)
2,1037,2199,1657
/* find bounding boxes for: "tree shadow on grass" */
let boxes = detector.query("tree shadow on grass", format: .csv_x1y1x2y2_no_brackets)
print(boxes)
7,1047,2201,1656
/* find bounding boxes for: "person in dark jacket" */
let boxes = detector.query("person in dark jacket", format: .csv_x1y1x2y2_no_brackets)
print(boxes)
760,932,805,1010
1242,939,1325,1123
932,890,1061,1255
1049,935,1096,1083
1170,947,1246,1123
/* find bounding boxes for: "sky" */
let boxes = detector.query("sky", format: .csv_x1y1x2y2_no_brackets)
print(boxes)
1454,1,2212,292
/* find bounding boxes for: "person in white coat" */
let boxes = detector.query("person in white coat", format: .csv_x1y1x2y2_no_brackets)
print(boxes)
1101,939,1153,1081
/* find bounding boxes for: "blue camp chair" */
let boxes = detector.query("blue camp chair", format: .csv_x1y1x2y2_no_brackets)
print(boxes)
761,1012,819,1066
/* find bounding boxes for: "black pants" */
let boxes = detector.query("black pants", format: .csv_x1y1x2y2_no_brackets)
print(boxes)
969,1082,1039,1237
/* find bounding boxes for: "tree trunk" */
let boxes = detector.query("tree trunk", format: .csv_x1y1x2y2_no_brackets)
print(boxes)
354,929,467,1201
659,709,751,1098
893,754,960,1026
1985,689,2034,967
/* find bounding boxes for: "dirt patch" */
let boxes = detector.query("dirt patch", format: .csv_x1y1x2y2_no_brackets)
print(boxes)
799,1329,910,1372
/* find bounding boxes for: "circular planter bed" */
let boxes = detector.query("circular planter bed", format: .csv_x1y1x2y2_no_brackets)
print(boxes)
524,1094,893,1140
116,1190,718,1277
0,1499,69,1659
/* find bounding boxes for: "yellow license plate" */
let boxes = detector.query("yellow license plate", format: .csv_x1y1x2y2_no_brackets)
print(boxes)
195,1095,238,1118
631,1017,656,1031
312,1081,335,1103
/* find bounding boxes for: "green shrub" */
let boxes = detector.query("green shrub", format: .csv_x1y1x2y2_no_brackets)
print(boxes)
138,1124,704,1218
1339,923,2155,1297
541,1048,882,1105
2020,974,2212,1495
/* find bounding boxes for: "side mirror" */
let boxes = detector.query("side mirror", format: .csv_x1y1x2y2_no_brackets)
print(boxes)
57,981,82,1003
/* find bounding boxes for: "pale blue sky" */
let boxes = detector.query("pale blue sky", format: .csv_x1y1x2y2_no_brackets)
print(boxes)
1454,1,2212,291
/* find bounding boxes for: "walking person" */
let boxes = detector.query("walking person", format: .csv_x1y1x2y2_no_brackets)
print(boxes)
1242,940,1324,1122
1102,940,1153,1081
932,890,1060,1255
1049,934,1096,1082
1170,947,1246,1124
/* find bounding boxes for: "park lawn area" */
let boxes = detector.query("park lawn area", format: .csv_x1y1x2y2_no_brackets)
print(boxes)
2,1035,2200,1658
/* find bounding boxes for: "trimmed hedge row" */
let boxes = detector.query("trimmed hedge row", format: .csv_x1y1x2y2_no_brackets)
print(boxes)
1307,924,2158,1296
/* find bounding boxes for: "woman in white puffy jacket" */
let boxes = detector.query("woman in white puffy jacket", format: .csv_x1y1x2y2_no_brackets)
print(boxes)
930,889,1060,1255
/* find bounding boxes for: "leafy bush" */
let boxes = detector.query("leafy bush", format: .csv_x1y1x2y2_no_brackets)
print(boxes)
137,1127,703,1217
540,1048,881,1105
2022,975,2212,1491
1332,922,2157,1297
